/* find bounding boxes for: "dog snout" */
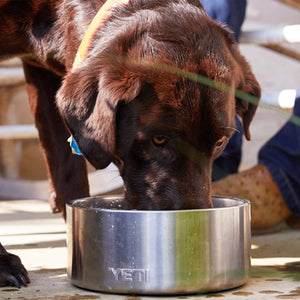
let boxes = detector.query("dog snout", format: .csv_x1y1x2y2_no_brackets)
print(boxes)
123,163,213,210
178,184,213,209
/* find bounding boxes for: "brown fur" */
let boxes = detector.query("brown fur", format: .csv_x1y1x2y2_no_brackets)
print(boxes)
0,0,260,287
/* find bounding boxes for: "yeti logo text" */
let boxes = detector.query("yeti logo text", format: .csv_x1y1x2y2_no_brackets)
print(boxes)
109,268,150,282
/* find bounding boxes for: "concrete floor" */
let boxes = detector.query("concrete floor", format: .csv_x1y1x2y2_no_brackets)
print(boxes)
0,199,300,300
1,0,300,299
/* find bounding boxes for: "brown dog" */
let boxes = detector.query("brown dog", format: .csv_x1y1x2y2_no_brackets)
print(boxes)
0,0,260,287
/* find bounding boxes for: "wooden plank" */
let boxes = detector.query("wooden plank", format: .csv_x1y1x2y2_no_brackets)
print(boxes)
261,43,300,62
277,0,300,10
0,67,24,86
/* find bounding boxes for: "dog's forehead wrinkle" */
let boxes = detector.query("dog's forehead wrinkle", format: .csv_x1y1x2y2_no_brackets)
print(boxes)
204,97,234,125
199,57,231,81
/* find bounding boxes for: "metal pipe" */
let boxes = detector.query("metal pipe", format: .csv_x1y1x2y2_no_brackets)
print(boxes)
240,24,300,44
0,124,38,140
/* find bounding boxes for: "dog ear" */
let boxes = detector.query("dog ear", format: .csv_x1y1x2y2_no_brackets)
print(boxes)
234,53,261,141
56,64,141,169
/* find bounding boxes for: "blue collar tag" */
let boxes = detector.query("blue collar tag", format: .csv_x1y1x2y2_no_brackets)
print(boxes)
68,136,83,155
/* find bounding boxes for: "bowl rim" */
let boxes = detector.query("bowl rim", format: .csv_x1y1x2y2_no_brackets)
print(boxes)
66,195,250,214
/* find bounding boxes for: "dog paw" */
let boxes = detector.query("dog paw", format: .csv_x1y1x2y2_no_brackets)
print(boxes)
48,190,60,213
48,191,67,219
0,244,30,288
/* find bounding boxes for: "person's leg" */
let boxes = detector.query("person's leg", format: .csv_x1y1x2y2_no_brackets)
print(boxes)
201,0,247,41
212,91,300,232
258,91,300,215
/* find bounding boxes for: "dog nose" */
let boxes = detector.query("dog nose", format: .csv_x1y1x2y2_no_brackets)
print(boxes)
178,185,213,209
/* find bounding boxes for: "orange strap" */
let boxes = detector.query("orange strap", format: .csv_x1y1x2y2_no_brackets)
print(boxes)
72,0,130,69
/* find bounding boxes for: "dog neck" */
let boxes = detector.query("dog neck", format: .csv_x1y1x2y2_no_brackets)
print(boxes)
72,0,130,70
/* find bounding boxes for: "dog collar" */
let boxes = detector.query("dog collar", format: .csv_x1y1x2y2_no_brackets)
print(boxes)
72,0,130,69
69,0,130,155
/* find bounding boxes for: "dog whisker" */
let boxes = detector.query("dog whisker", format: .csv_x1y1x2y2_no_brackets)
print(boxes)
222,126,240,134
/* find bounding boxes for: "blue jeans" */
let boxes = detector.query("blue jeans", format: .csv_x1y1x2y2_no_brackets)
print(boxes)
202,0,246,179
259,91,300,215
201,0,247,41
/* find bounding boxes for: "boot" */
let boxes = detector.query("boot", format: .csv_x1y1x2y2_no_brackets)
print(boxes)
212,164,292,234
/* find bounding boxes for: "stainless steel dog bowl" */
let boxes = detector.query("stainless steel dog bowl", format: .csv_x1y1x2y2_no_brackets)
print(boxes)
66,196,251,295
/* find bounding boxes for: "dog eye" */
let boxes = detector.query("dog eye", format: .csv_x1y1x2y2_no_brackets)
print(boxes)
152,136,167,146
216,136,226,147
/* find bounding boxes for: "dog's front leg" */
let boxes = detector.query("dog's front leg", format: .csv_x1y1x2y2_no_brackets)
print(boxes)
0,243,29,288
21,60,90,217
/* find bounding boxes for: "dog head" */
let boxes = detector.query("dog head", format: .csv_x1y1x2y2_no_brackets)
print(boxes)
57,2,260,209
